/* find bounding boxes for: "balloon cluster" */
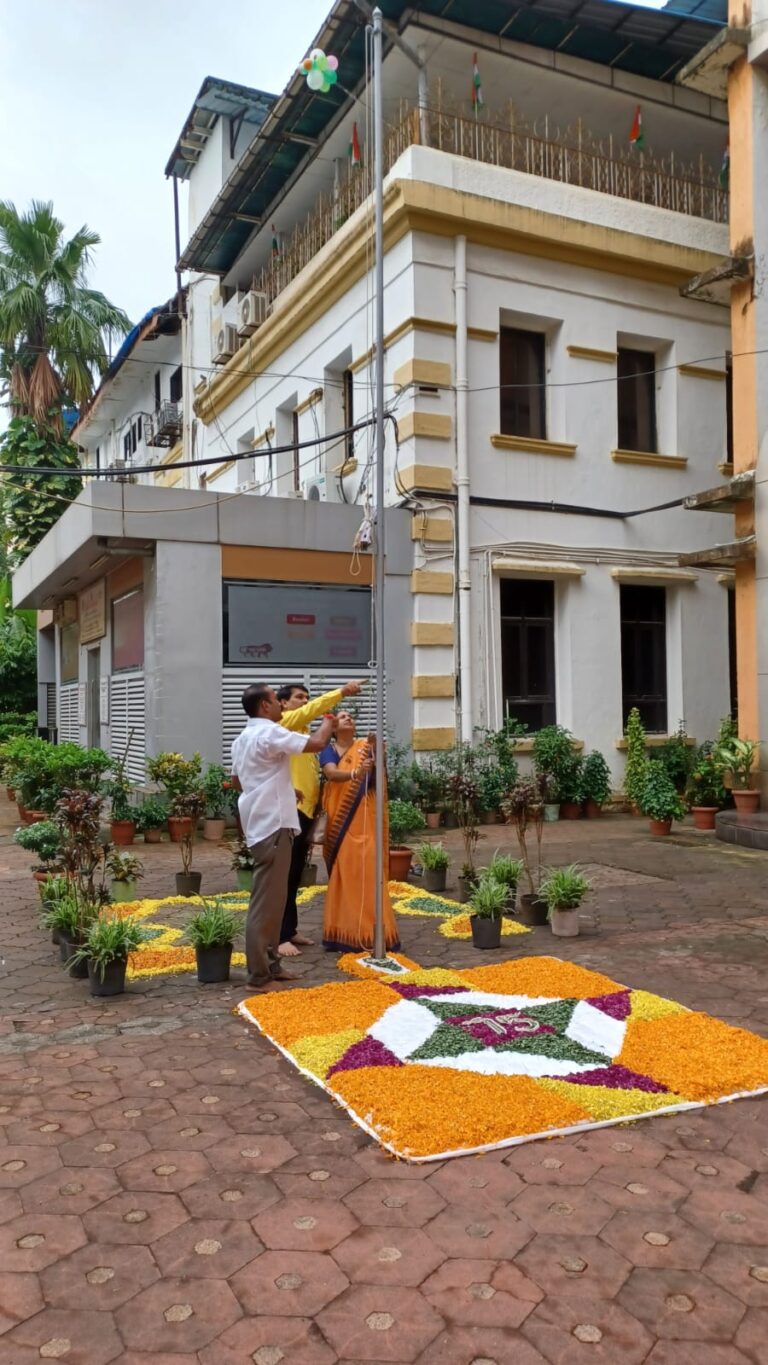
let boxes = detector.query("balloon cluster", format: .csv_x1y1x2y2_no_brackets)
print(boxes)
300,48,339,92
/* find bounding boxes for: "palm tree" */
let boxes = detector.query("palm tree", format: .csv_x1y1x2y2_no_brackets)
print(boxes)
0,200,131,427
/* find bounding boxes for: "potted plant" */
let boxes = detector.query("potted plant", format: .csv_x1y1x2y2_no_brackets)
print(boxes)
107,848,144,903
39,874,70,943
135,796,167,843
533,725,581,820
44,892,99,978
202,764,228,841
716,736,761,814
416,841,449,893
413,758,445,829
540,864,590,938
388,800,425,880
623,707,647,813
231,837,254,892
477,760,505,825
147,752,204,842
467,875,507,949
484,851,524,914
104,767,135,845
639,762,685,835
14,820,62,888
72,912,145,997
187,899,238,983
175,791,206,896
686,750,726,830
658,723,695,796
445,759,482,901
503,777,547,925
581,751,611,818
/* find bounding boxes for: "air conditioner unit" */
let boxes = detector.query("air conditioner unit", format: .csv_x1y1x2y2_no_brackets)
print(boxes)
235,480,257,494
238,290,268,337
303,474,327,502
106,459,136,483
212,325,238,364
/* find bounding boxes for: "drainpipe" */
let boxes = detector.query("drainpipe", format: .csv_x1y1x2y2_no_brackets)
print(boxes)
454,234,472,743
418,47,429,147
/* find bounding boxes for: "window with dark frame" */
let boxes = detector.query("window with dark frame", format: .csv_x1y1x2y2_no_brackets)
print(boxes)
136,415,142,443
123,432,132,460
342,368,355,463
292,410,300,491
500,578,556,731
111,589,144,673
169,366,183,404
499,327,546,440
617,347,657,453
620,584,667,732
154,370,161,411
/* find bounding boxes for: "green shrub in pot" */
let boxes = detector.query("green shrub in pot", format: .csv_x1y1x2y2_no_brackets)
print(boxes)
106,849,144,903
72,912,145,996
416,840,449,892
484,852,523,910
580,751,611,813
14,819,62,875
639,763,685,833
134,796,167,840
467,875,507,949
187,898,238,983
539,864,590,938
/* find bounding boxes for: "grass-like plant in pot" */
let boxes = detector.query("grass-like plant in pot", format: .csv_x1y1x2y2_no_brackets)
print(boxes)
231,836,254,892
539,864,590,938
388,800,425,881
134,796,167,843
106,849,144,904
686,750,727,830
715,736,762,814
502,777,547,924
14,819,62,886
39,873,70,943
580,751,611,818
44,891,99,978
467,874,507,949
639,761,685,836
484,851,524,914
187,898,238,983
202,763,228,842
71,911,146,997
416,841,449,893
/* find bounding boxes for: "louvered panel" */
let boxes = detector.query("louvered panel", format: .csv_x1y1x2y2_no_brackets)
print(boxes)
222,666,382,766
109,673,146,783
58,685,80,744
46,684,57,731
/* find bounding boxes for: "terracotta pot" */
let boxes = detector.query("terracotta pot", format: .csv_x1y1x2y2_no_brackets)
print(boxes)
196,943,232,984
584,799,602,819
691,806,718,831
143,828,163,844
168,816,193,844
6,786,15,802
649,817,672,836
559,801,582,821
203,818,226,843
388,846,413,880
32,869,48,885
422,867,447,894
17,801,28,824
550,907,579,937
175,870,202,897
111,820,135,847
518,894,549,926
425,812,441,830
480,810,499,825
26,810,48,825
470,915,501,949
733,789,760,814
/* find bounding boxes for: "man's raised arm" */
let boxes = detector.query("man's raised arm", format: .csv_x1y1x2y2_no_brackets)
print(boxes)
281,680,365,731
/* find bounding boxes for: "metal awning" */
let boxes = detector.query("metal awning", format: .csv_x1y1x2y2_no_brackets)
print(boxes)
166,78,276,181
178,0,728,276
683,470,756,512
679,536,756,568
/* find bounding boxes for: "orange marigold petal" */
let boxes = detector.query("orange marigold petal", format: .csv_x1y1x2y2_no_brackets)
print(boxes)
460,955,626,1000
618,1012,768,1101
241,979,395,1046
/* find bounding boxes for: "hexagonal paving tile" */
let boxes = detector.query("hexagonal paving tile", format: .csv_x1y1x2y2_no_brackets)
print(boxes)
511,1183,615,1237
618,1268,746,1341
658,1152,757,1194
644,1343,756,1365
174,1084,270,1118
231,1248,349,1318
89,1099,178,1131
426,1155,525,1209
599,1210,715,1271
4,1305,123,1363
343,1178,446,1228
0,1270,44,1336
572,1128,668,1170
179,1170,280,1221
516,1232,634,1298
36,1083,122,1113
285,1122,369,1158
204,1133,297,1174
423,1205,534,1261
115,1068,196,1099
521,1293,655,1364
253,1195,359,1252
590,1167,690,1214
115,1276,243,1353
331,1224,446,1287
421,1255,541,1328
0,1212,87,1272
701,1242,768,1308
0,1145,61,1188
272,1154,368,1201
735,1306,768,1359
145,1113,233,1150
152,1217,264,1278
503,1141,600,1186
59,1130,151,1169
353,1145,441,1182
82,1190,190,1246
4,1112,95,1147
114,1147,212,1194
18,1165,122,1217
415,1324,550,1365
318,1282,444,1361
0,1189,23,1226
40,1243,160,1309
680,1187,768,1245
198,1313,337,1365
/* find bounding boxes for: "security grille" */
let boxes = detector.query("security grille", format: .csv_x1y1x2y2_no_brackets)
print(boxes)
46,683,57,731
58,685,80,744
222,666,382,766
109,673,146,782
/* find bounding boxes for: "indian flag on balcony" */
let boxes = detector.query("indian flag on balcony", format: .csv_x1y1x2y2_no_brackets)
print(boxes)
471,52,484,111
271,224,280,259
348,121,362,168
719,141,730,188
629,105,644,150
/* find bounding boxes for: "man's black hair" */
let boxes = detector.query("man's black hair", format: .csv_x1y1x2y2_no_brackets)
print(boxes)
241,683,273,717
276,683,309,703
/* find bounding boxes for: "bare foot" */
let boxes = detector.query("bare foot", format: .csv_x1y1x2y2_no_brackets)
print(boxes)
247,980,281,993
271,969,300,982
292,935,315,946
278,941,301,957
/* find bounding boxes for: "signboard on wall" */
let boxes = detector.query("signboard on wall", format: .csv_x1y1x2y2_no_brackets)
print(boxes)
79,580,106,644
99,677,110,725
77,683,87,726
224,582,371,668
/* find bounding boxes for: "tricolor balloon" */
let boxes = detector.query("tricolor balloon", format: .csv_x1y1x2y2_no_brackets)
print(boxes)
300,48,339,93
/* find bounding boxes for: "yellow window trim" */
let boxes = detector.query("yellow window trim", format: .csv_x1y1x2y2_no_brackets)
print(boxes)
567,345,617,363
492,558,586,577
678,364,726,381
611,449,688,469
491,434,577,458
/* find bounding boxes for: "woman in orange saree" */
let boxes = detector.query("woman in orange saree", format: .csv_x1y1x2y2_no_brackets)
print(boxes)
319,714,400,953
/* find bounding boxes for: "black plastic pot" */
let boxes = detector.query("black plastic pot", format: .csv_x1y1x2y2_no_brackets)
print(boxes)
456,875,476,904
59,934,89,979
88,955,128,996
470,915,502,949
196,943,233,984
176,871,202,897
518,894,549,927
423,867,447,893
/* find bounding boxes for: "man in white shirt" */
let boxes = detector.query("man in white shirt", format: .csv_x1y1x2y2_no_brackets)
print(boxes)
232,683,337,991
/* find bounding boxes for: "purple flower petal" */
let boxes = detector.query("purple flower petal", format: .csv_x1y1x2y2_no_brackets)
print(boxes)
391,984,469,999
586,991,632,1020
559,1064,669,1093
328,1036,403,1076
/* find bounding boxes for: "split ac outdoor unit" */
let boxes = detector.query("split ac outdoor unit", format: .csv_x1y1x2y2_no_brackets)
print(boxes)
106,459,135,483
303,474,327,502
213,325,238,364
236,480,257,494
238,290,268,337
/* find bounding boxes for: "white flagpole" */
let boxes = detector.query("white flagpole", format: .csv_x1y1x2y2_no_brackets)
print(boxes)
372,6,386,961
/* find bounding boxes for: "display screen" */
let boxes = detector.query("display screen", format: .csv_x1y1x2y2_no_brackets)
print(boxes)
224,581,371,667
112,589,144,673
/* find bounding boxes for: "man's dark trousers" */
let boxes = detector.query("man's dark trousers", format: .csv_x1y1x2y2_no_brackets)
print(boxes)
279,809,314,943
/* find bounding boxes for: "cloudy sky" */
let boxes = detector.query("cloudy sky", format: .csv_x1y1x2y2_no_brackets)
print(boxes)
1,0,669,329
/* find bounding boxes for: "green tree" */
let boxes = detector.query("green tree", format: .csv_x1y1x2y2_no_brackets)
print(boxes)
0,576,36,712
0,200,131,427
1,416,83,565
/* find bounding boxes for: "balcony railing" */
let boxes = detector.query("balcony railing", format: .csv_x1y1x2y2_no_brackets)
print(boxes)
145,401,182,448
253,102,728,308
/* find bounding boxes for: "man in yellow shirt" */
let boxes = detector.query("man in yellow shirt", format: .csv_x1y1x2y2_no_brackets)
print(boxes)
277,678,364,955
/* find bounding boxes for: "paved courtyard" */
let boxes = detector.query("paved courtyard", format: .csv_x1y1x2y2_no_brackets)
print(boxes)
3,793,768,1363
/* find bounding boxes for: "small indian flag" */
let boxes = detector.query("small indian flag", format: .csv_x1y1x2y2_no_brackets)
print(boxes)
349,121,362,168
629,105,644,150
719,141,730,187
471,52,483,110
271,224,280,259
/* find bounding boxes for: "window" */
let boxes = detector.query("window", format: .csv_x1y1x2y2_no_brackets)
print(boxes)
620,585,667,731
223,581,371,667
60,622,79,684
136,415,142,443
617,348,657,453
112,589,144,673
500,579,556,731
499,328,546,440
292,410,300,492
170,366,183,404
342,368,355,463
123,431,132,460
154,370,161,411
